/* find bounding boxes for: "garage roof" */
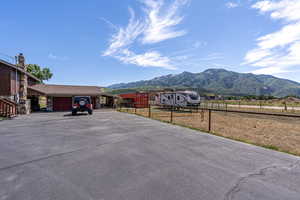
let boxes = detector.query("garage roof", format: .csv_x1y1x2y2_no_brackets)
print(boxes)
28,84,108,97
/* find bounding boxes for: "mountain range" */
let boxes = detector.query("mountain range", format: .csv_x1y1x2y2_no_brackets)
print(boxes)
108,69,300,97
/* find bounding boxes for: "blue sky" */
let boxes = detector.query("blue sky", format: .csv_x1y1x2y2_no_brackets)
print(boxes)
1,0,300,86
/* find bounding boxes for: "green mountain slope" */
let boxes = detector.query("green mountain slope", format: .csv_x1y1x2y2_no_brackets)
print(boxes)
109,69,300,97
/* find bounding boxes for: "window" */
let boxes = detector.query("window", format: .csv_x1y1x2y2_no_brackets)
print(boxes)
189,94,199,100
74,96,91,104
177,96,180,100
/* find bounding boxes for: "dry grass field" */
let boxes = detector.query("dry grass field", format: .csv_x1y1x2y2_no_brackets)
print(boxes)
119,107,300,156
206,98,300,113
201,102,300,114
210,97,300,107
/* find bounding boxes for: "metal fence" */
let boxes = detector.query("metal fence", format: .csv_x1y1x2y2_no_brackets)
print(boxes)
200,100,300,113
117,104,300,156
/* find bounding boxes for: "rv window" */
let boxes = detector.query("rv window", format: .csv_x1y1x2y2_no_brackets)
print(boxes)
189,94,199,100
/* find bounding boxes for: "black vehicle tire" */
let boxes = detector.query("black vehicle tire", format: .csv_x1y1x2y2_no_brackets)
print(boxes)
88,110,93,115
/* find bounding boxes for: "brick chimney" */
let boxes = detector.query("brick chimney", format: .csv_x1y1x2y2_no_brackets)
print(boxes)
17,53,26,70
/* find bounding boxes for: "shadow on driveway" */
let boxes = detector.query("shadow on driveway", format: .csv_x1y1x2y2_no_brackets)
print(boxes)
63,113,89,117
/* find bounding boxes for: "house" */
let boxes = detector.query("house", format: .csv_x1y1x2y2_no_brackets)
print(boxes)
0,53,40,114
0,53,115,115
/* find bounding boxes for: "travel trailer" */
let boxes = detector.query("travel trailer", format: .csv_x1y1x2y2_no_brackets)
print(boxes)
155,91,201,107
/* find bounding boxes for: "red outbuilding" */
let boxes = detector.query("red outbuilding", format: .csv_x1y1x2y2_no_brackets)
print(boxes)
119,92,149,108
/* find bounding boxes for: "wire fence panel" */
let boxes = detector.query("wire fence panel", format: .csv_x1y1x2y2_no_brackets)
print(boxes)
136,108,149,117
172,109,209,132
150,106,172,123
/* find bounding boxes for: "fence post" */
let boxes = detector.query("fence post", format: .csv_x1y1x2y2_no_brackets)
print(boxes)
148,104,151,118
260,101,262,109
134,103,136,114
208,109,212,132
170,106,173,123
284,102,287,112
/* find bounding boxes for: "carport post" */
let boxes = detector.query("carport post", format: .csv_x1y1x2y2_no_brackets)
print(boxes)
208,109,212,132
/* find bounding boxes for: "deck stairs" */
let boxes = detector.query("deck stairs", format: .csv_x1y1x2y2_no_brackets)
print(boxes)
0,97,17,118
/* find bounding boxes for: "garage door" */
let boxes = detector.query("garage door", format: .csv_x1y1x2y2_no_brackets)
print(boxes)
53,97,72,111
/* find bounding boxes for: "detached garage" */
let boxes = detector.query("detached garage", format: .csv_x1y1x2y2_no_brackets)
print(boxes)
28,84,115,111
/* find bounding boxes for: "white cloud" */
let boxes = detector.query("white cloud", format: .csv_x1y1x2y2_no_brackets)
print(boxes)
118,50,175,69
226,2,239,8
244,0,300,75
48,53,68,61
251,66,290,74
252,0,300,21
102,8,145,57
193,41,207,48
141,0,188,44
98,17,118,31
102,0,189,69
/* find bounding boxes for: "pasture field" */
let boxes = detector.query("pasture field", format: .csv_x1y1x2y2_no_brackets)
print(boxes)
201,100,300,114
119,107,300,156
208,98,300,109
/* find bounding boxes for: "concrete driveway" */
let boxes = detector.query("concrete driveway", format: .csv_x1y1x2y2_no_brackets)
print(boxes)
0,110,300,200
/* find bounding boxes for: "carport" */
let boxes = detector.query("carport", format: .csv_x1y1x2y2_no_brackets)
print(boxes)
28,84,115,111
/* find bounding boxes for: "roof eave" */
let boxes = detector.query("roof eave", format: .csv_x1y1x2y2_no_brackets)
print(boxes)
0,59,41,82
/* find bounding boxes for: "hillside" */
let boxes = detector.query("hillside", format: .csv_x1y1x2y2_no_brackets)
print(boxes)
109,69,300,97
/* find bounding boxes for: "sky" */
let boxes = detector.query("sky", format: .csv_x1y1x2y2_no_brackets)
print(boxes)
1,0,300,86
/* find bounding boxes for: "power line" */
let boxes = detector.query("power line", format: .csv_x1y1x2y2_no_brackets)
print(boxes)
0,52,15,64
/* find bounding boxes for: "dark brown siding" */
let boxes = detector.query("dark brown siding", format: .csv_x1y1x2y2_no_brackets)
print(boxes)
10,70,21,96
0,64,12,96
